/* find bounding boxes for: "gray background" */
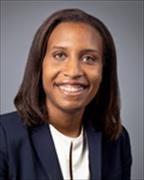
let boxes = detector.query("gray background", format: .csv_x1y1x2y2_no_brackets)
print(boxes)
0,1,143,179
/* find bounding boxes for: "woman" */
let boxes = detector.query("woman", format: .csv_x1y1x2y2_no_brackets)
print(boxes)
0,9,132,180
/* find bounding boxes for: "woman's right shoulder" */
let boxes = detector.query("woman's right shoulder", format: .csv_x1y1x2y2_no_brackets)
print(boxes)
0,111,27,137
0,111,22,127
1,111,19,121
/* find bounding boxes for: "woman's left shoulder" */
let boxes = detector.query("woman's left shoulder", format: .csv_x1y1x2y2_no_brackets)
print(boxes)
121,125,130,137
102,125,132,178
102,126,131,145
102,125,132,156
118,126,131,146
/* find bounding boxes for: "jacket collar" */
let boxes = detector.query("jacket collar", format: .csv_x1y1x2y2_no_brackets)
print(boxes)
85,123,102,180
31,122,102,180
31,123,63,180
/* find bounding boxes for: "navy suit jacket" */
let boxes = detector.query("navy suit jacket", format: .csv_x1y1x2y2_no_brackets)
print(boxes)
0,112,132,180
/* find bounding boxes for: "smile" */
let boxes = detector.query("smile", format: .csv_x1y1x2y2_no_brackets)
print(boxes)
57,84,87,96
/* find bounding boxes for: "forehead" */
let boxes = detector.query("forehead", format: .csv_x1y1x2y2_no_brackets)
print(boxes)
47,22,103,50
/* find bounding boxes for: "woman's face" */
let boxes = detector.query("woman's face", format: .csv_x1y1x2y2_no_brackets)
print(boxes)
42,22,103,114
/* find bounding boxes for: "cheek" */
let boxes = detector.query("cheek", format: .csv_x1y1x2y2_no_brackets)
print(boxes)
42,61,61,95
84,73,102,106
42,62,53,92
90,70,103,95
42,72,48,95
92,76,102,92
42,60,55,83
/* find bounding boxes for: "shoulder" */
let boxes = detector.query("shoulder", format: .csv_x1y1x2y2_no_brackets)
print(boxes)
119,126,132,162
0,111,24,129
0,112,35,178
102,125,132,159
102,126,132,178
102,126,132,158
1,111,21,124
1,111,21,121
116,126,132,154
102,126,132,166
102,126,131,147
0,112,31,164
119,126,131,143
0,111,28,141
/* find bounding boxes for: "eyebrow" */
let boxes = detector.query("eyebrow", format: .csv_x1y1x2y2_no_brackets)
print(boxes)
52,46,100,53
52,46,67,50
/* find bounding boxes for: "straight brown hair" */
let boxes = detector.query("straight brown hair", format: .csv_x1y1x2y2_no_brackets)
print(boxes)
14,9,122,140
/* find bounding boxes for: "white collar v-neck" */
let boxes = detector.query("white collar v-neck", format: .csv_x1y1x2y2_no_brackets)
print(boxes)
49,124,90,180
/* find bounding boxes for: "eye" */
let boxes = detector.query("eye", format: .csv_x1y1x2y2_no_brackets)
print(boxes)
52,51,67,61
81,55,98,65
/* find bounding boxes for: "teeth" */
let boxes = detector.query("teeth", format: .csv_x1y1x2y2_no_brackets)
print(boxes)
59,85,84,92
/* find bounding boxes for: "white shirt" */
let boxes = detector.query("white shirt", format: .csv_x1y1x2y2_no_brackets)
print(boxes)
49,124,90,180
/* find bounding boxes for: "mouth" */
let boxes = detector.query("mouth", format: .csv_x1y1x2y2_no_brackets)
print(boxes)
55,83,88,96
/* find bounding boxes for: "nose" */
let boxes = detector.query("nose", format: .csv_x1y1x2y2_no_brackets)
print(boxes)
63,59,83,78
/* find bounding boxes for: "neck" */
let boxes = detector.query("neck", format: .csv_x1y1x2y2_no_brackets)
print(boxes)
46,103,84,137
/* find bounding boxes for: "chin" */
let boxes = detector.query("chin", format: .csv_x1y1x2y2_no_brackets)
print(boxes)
60,104,85,113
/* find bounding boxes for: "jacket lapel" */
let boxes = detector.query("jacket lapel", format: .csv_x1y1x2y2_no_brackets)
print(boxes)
31,122,101,180
86,124,102,180
31,123,63,180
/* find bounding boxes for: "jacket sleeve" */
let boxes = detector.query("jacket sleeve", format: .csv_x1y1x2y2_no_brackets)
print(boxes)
0,121,8,180
121,127,132,180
